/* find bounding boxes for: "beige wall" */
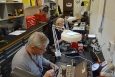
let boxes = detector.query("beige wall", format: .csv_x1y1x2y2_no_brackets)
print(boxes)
89,0,100,34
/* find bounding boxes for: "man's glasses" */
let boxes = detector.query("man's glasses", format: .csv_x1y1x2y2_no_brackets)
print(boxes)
35,46,46,51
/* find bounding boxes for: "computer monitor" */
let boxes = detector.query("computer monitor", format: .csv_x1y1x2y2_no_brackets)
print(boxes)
10,67,39,77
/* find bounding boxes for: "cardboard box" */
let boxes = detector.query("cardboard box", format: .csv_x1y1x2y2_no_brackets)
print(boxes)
22,0,35,6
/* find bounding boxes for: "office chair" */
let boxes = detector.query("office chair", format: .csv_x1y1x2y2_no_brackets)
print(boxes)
10,67,39,77
1,57,13,77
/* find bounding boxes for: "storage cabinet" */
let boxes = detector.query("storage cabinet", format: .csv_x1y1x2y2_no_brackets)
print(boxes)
44,0,57,18
50,2,56,15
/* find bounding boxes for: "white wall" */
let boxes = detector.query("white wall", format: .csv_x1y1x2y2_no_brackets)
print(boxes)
89,0,100,34
90,0,115,67
100,0,115,66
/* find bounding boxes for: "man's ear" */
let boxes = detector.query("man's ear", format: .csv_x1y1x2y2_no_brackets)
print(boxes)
31,46,36,49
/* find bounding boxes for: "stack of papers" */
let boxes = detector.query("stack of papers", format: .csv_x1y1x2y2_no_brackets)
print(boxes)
9,30,26,35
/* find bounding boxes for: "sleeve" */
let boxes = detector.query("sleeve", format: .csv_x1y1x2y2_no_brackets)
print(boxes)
41,56,50,67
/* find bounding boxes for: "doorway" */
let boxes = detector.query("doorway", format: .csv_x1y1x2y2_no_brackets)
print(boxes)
63,0,74,16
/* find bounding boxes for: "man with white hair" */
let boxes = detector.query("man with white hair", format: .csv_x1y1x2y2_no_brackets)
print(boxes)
49,18,65,47
12,32,59,77
55,18,65,30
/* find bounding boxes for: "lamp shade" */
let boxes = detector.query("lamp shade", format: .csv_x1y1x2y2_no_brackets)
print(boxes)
67,17,77,24
61,30,82,42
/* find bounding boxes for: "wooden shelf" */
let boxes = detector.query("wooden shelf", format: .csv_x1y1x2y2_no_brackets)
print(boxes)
0,19,7,21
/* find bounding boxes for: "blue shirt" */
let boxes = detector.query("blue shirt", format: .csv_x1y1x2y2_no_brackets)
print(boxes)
12,46,50,77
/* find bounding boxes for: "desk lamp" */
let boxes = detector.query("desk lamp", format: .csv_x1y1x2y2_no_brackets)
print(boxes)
67,17,77,24
52,19,82,57
61,30,82,56
52,24,61,57
64,17,69,30
61,30,82,42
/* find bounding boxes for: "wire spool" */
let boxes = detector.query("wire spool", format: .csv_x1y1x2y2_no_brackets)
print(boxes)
92,63,102,77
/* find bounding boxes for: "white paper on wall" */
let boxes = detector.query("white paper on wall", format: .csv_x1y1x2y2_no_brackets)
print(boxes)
66,2,72,7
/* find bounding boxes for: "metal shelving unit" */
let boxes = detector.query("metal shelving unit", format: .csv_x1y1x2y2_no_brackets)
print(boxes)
0,2,26,28
44,0,57,17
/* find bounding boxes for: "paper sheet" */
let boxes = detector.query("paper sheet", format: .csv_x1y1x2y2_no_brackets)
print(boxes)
9,30,26,35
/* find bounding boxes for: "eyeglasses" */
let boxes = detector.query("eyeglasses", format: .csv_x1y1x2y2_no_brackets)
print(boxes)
35,46,46,51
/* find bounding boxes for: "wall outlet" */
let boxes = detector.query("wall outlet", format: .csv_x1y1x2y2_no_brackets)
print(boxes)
98,27,103,33
108,40,115,52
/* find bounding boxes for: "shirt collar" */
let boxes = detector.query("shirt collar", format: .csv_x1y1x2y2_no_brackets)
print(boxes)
28,50,36,60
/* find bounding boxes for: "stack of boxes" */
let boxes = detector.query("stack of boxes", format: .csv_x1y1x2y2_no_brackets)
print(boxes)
26,16,36,28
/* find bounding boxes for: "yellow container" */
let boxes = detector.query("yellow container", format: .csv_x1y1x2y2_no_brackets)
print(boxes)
22,0,35,6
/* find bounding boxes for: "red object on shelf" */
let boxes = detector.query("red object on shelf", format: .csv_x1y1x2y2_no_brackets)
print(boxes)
26,16,36,28
34,13,48,22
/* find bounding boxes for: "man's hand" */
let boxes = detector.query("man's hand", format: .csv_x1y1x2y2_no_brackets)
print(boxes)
43,69,55,77
50,63,59,71
58,39,63,44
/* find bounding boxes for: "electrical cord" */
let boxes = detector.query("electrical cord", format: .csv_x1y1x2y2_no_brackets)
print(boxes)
61,53,93,65
74,48,93,65
79,54,93,65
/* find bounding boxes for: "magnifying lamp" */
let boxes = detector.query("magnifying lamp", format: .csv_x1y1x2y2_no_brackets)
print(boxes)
61,30,82,42
67,17,77,24
52,24,82,58
60,30,82,56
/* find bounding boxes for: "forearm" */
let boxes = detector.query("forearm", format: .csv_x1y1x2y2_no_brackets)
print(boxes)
52,39,63,46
